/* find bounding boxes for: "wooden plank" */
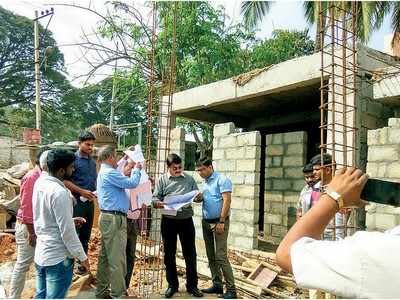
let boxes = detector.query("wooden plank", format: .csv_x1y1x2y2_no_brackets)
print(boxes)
247,262,278,289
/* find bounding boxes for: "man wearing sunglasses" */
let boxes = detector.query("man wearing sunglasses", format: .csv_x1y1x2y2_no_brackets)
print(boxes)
153,153,203,299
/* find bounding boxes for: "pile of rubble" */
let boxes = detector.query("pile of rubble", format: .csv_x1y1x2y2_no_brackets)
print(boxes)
0,162,29,230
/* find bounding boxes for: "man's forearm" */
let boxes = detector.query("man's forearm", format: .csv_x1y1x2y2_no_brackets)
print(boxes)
64,180,83,194
276,195,338,272
220,193,231,221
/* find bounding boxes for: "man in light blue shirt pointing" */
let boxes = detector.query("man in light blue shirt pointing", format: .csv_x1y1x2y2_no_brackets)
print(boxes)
95,145,142,298
195,157,237,299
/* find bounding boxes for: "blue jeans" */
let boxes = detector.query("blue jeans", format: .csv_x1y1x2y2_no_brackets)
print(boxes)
35,258,74,299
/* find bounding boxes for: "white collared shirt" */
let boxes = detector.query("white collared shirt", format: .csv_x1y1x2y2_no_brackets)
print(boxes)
291,226,400,298
33,175,87,266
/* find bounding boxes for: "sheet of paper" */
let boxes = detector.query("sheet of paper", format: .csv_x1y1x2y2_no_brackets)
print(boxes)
160,190,199,216
128,181,152,220
163,190,199,205
160,207,177,216
124,144,145,163
137,191,153,207
139,169,149,185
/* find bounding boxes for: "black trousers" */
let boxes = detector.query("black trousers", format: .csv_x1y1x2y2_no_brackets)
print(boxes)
161,217,198,290
73,199,94,254
125,219,138,288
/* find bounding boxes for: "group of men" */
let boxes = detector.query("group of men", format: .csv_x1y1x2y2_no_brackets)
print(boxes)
10,132,97,299
9,131,238,299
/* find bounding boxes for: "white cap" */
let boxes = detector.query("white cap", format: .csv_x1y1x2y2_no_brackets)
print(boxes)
39,150,50,170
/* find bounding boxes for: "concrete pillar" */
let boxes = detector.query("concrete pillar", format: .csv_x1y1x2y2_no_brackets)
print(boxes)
199,122,262,250
170,127,186,167
365,118,400,231
155,96,177,176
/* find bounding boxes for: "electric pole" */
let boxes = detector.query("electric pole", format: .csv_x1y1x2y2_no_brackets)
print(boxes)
33,8,54,131
34,11,40,130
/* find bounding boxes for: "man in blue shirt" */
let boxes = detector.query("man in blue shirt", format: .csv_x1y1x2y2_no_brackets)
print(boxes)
95,145,142,298
195,157,237,299
64,131,97,274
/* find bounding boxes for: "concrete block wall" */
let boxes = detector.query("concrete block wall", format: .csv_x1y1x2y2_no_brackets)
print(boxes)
170,127,186,167
264,131,307,244
0,136,30,168
358,88,393,170
365,118,400,231
210,122,261,250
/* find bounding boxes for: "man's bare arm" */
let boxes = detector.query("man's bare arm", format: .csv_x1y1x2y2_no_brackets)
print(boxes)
64,180,96,201
276,167,368,273
220,192,231,221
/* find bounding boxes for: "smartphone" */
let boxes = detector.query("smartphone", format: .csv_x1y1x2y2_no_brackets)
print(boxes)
360,179,400,207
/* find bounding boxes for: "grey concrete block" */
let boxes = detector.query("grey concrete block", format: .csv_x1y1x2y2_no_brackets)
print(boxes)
265,167,283,178
265,191,284,203
272,179,292,191
282,156,304,167
367,146,399,162
271,225,287,238
388,128,400,144
388,118,400,128
213,122,235,137
284,167,303,179
266,145,284,156
265,213,282,225
283,131,306,144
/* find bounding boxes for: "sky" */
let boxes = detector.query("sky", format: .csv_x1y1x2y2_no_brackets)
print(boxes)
0,0,395,87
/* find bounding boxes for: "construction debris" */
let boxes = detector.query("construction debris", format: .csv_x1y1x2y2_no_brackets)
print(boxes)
177,248,307,299
232,65,273,87
0,233,16,262
0,169,23,230
6,162,29,179
247,262,278,289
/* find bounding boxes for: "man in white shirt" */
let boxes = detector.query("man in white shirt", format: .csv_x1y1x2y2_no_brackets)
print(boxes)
276,167,400,298
33,149,89,299
297,163,315,220
310,154,345,240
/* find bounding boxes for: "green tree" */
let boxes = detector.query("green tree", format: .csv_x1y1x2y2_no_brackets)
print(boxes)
0,6,73,139
65,2,315,158
241,1,400,52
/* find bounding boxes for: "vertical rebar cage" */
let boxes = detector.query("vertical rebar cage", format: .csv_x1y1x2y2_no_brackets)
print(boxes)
319,2,359,239
138,2,164,298
139,2,178,298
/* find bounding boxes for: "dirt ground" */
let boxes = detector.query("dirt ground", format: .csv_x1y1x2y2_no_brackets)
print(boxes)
0,229,223,299
0,233,16,262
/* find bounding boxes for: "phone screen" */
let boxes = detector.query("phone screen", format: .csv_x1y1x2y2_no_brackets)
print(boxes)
360,179,400,207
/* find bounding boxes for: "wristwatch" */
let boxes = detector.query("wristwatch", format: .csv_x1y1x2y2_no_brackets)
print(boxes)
325,189,344,209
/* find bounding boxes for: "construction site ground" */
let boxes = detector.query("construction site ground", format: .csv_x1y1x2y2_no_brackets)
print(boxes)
0,227,307,299
0,229,233,299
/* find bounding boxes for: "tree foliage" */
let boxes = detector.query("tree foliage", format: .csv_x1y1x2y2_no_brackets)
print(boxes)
0,6,73,140
0,3,315,154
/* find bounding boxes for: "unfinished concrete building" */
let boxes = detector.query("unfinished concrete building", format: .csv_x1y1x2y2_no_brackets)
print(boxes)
161,45,400,252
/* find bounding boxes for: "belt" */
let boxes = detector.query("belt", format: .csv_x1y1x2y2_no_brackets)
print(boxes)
203,218,220,224
100,209,126,216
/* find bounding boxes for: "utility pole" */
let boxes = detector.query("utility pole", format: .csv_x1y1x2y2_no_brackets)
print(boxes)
34,11,40,130
33,8,54,131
